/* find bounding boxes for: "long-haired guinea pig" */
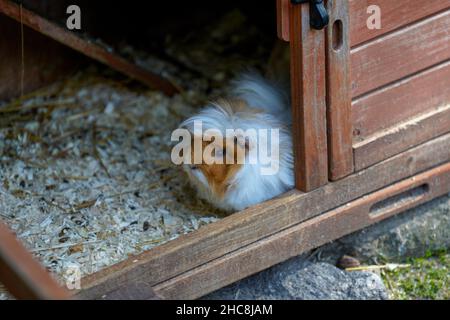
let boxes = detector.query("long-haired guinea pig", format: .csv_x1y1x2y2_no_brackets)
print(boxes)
179,72,294,212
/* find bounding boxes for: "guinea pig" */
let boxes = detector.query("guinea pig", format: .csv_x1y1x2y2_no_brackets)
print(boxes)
179,72,294,212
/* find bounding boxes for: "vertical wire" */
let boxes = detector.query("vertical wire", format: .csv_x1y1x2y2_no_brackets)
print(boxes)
20,2,25,97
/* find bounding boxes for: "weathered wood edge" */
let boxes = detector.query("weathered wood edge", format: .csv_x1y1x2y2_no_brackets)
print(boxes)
326,0,354,180
0,0,179,96
0,222,71,300
352,60,450,141
350,9,450,98
276,0,290,42
354,105,450,171
289,1,329,191
154,162,450,299
279,1,450,47
75,133,450,299
349,0,450,47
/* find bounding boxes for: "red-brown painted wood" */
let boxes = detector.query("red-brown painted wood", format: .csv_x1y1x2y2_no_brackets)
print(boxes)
277,0,290,42
76,133,450,299
154,162,450,299
351,9,450,98
326,0,354,180
349,0,450,47
0,0,178,96
0,222,70,300
354,105,450,171
289,1,329,191
352,60,450,142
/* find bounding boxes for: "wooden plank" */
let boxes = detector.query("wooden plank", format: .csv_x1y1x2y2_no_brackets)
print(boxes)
155,163,450,299
276,0,290,42
349,0,450,47
289,1,329,191
0,15,82,100
0,0,178,96
351,9,450,98
93,282,162,300
354,105,450,171
326,0,354,180
0,222,70,300
276,0,450,46
352,60,450,142
75,133,450,299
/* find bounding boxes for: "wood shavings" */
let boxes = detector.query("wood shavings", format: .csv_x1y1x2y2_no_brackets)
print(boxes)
0,8,272,294
0,71,223,282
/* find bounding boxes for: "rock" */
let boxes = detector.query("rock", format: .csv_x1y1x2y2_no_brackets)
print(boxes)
204,194,449,300
282,263,387,300
203,259,388,300
316,193,450,264
336,255,361,269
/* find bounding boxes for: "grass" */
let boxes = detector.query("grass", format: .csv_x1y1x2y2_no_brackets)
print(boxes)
381,249,449,300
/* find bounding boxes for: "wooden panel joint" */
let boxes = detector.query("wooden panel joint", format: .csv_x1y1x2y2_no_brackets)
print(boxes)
289,1,329,191
325,0,354,180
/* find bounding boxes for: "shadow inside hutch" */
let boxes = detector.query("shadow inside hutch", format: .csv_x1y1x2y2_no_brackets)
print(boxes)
0,0,285,296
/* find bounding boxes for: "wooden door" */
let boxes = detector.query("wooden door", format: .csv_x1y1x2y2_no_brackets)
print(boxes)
278,0,450,190
348,0,450,171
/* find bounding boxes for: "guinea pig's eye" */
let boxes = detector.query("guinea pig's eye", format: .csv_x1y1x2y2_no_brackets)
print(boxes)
189,165,199,170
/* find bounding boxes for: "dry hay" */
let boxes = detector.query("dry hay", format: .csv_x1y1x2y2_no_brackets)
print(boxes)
0,69,230,285
0,8,272,296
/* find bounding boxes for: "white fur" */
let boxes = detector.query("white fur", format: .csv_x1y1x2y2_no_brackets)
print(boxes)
231,72,292,125
181,72,294,211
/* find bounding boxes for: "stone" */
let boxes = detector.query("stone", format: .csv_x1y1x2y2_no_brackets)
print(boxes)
203,259,388,300
281,263,387,300
336,255,361,269
204,194,450,300
317,194,450,264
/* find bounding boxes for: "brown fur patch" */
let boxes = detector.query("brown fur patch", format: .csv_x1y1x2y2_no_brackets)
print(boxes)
214,98,262,116
186,98,260,199
190,135,245,199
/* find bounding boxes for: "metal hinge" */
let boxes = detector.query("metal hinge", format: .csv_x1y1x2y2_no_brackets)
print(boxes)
291,0,329,30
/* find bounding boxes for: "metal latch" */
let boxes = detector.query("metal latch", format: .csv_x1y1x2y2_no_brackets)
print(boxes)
291,0,329,30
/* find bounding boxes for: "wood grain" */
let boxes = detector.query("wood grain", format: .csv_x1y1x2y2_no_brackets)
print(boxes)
76,133,450,299
289,1,329,191
0,0,178,96
278,0,450,46
277,0,290,42
0,222,70,300
352,60,450,142
155,162,450,299
349,0,450,47
354,105,450,171
350,9,450,98
0,15,82,101
326,0,354,180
